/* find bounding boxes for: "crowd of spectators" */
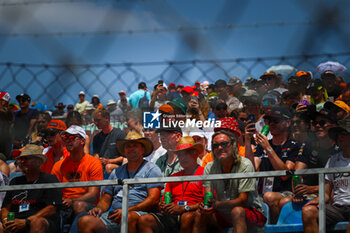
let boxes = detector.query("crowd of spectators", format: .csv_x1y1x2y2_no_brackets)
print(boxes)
0,62,350,233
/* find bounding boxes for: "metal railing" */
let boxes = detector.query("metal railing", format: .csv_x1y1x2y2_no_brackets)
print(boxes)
1,167,350,233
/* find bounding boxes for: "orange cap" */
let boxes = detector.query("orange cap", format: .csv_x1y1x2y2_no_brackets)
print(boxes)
334,100,350,113
47,119,67,131
296,71,309,77
159,104,174,115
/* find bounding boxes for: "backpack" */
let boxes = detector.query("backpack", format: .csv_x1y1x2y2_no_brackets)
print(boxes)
138,91,150,109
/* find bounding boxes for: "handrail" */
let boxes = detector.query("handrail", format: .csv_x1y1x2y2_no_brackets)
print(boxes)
1,167,349,233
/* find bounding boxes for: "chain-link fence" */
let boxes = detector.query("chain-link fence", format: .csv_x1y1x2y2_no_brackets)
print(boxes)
1,52,350,108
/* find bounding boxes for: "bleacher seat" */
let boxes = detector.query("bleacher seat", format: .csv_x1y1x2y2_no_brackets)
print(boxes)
264,201,349,232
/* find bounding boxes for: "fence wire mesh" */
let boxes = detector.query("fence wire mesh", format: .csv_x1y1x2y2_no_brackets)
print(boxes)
1,52,350,107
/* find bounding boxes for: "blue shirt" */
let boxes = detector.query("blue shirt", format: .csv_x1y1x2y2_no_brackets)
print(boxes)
103,160,163,210
128,90,151,109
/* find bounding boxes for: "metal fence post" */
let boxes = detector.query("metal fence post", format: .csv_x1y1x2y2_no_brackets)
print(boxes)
120,183,129,233
318,173,326,233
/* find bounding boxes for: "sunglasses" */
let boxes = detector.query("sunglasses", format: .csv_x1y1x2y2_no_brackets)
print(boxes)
62,134,81,142
312,120,327,127
267,118,283,124
212,141,231,150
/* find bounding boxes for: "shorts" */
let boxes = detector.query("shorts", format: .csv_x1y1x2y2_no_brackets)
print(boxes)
150,213,180,233
100,211,148,233
326,204,350,225
216,208,266,228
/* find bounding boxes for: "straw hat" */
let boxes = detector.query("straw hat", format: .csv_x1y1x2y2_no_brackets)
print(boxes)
17,144,47,163
116,131,153,157
172,136,204,155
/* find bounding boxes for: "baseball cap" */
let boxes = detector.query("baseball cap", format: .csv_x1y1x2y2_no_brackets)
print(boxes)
169,98,187,114
310,108,337,123
260,71,277,79
181,86,194,94
16,93,31,102
328,120,350,141
228,76,242,86
264,106,292,120
324,100,350,114
107,100,117,106
215,79,227,88
214,117,241,137
119,90,126,95
0,92,10,102
262,93,279,106
242,90,260,103
159,104,174,115
65,125,87,139
79,91,85,96
47,119,67,131
92,94,99,99
168,83,176,89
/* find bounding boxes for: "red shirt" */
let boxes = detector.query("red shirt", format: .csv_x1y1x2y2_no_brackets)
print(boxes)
162,166,204,205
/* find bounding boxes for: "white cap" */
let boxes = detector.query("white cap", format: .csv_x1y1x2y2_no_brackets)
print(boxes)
92,94,99,99
65,125,87,139
79,91,85,96
107,99,117,106
85,103,95,111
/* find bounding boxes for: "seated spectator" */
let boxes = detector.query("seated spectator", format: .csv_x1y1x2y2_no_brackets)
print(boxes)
143,128,166,163
126,110,143,136
82,103,95,126
30,112,51,146
155,127,183,177
91,95,103,109
245,106,301,224
193,130,266,233
293,109,338,203
74,91,90,114
41,119,69,173
213,102,228,120
92,108,126,174
138,136,205,233
290,112,313,143
0,159,9,209
66,111,91,154
52,102,66,116
1,144,62,233
117,90,131,115
302,122,350,232
51,125,103,221
321,71,344,100
78,131,162,233
307,79,327,111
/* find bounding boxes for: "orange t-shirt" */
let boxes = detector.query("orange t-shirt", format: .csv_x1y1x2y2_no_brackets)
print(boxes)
201,145,246,168
41,146,70,174
51,154,103,200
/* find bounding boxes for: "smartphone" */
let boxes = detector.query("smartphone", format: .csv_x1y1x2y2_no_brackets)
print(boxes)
247,114,255,123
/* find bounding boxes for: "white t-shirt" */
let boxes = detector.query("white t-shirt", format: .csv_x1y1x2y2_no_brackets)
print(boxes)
146,146,167,163
325,152,350,206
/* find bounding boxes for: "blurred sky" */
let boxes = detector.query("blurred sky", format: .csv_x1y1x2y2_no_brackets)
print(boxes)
0,0,350,106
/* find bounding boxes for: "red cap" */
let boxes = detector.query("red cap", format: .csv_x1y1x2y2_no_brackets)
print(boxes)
182,86,194,94
214,117,241,137
168,83,176,88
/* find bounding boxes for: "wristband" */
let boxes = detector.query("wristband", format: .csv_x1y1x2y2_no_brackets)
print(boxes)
267,147,273,153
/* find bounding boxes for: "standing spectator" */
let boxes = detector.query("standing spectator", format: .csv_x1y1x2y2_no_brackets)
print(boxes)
117,90,131,114
51,125,103,220
228,76,245,99
52,102,66,116
30,112,51,146
74,91,90,114
91,95,103,109
78,131,162,233
93,108,126,174
260,71,280,91
13,93,39,149
138,136,205,233
67,104,74,115
193,130,266,233
245,106,300,224
215,79,241,112
1,144,62,233
128,82,151,110
143,128,166,163
0,92,13,159
166,83,181,101
302,122,350,233
41,119,69,174
150,84,169,111
321,71,344,100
